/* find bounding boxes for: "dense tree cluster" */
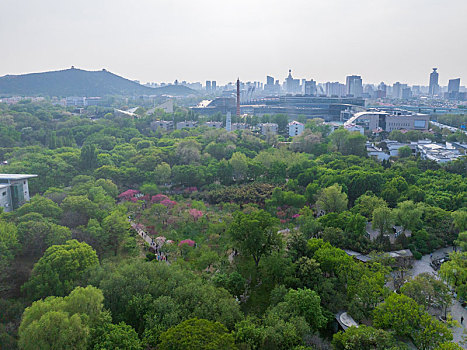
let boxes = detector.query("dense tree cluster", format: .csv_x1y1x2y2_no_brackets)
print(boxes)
0,101,465,349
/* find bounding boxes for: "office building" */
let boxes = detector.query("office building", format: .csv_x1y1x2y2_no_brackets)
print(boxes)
0,174,37,212
429,68,439,96
211,81,217,92
448,78,461,93
285,70,301,94
375,89,386,98
392,82,402,99
346,75,363,97
412,86,422,96
325,82,346,97
264,75,279,94
345,109,430,132
266,76,274,85
364,84,375,98
304,80,317,95
447,78,461,99
205,81,212,92
401,87,412,99
378,82,387,94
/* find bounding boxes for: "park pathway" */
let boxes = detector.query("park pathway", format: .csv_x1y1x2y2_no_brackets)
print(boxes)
408,247,467,346
129,220,169,263
130,221,154,245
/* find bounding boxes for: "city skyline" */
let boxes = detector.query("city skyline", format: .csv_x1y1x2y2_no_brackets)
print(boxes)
1,0,466,85
2,66,463,90
146,68,463,89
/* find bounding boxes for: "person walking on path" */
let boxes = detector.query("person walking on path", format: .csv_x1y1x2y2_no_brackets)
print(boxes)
461,316,464,325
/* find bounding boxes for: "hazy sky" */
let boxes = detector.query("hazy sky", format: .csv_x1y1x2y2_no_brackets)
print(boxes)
1,0,466,86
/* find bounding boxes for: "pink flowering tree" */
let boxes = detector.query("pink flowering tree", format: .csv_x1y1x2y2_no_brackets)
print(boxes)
189,209,203,221
151,194,169,203
160,198,177,209
178,239,195,247
118,189,140,201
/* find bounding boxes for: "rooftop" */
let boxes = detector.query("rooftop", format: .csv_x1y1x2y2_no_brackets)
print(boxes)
288,121,304,126
0,174,38,180
335,311,359,330
259,123,278,126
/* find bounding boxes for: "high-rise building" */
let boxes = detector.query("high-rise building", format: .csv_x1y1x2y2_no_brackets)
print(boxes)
206,80,212,92
285,69,300,94
212,81,217,91
364,84,375,98
376,82,387,98
448,78,460,93
325,82,346,97
447,78,461,100
264,75,278,94
392,82,402,99
429,68,439,96
266,76,274,85
346,75,363,97
401,87,412,99
412,86,421,96
304,79,317,95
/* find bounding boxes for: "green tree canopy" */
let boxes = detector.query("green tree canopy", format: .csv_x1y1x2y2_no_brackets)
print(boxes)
227,209,280,267
393,200,422,233
17,219,71,258
332,325,401,350
22,240,99,300
158,318,235,350
93,322,142,350
14,195,63,221
90,260,241,340
372,206,394,238
316,183,348,213
0,221,19,272
439,252,467,300
400,273,451,316
373,293,422,338
398,146,412,158
18,285,104,350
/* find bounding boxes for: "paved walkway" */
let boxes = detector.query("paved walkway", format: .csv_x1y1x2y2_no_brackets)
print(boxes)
408,247,467,346
130,221,154,245
130,220,169,263
409,246,453,278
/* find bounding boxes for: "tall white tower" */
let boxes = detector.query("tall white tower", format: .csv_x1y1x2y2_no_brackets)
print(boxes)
226,112,232,132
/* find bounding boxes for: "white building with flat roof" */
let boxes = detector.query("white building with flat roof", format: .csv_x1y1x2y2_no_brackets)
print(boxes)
288,121,305,137
204,121,223,128
176,121,198,129
150,120,174,132
259,123,278,135
231,123,249,131
0,174,37,212
417,143,462,163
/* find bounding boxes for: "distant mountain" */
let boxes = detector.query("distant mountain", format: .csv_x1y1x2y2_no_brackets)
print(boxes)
0,68,196,97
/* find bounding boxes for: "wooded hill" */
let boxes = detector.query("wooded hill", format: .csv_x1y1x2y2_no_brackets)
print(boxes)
0,68,196,97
